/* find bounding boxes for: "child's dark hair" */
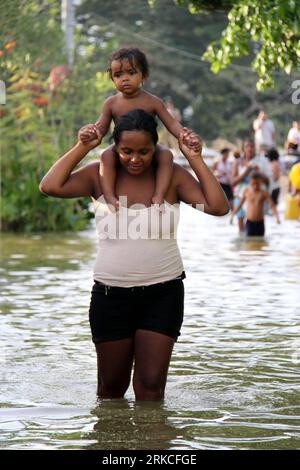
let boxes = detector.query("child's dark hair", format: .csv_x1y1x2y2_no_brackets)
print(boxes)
113,109,158,145
266,148,279,161
108,47,149,79
249,171,262,180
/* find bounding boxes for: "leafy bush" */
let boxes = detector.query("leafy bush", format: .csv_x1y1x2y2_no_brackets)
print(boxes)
0,0,113,232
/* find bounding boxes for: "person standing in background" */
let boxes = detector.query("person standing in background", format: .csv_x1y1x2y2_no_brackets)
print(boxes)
266,148,281,206
211,148,234,210
286,121,300,156
231,139,271,233
231,172,280,237
253,110,275,154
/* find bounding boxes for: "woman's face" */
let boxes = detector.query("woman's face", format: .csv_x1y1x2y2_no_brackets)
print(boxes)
116,130,156,175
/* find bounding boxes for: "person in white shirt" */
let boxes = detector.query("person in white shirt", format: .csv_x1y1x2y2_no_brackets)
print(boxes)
211,148,234,210
253,110,276,153
286,121,300,155
266,148,281,205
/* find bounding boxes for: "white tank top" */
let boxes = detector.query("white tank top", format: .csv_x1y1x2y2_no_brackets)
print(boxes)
215,158,231,184
92,195,184,287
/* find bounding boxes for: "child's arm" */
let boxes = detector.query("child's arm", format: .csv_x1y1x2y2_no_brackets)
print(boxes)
152,147,173,206
154,98,183,139
94,97,113,136
80,97,113,143
231,161,253,186
154,98,200,151
266,191,280,223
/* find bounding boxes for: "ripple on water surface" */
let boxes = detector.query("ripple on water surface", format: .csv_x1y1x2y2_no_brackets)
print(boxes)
0,206,300,449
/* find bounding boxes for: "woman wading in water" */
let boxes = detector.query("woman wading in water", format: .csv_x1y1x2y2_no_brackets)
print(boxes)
40,109,229,401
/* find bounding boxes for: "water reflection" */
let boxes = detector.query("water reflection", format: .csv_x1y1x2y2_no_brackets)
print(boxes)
86,400,179,450
231,236,269,252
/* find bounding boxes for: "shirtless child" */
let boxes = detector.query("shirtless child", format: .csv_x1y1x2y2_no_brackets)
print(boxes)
79,47,199,210
231,171,280,236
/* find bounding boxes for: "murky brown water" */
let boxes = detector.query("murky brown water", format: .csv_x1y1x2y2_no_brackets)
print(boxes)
1,201,300,450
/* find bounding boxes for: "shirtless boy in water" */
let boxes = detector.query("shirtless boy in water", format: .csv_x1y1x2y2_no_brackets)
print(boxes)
231,171,280,236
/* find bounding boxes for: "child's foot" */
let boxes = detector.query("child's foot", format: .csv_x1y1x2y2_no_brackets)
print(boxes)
152,193,165,212
152,193,164,205
105,194,119,212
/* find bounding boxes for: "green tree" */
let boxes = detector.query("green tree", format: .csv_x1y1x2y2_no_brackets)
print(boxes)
0,0,113,232
76,0,299,144
174,0,300,90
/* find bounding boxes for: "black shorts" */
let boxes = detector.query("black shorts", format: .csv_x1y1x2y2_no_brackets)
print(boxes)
220,183,234,201
245,219,265,236
89,272,185,344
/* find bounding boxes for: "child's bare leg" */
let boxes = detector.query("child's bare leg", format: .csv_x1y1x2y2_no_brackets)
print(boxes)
100,148,118,210
152,148,173,206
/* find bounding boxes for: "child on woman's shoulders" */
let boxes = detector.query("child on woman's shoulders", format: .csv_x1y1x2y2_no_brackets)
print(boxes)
79,47,199,209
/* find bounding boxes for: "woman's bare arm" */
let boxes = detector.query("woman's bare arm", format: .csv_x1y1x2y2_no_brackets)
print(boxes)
39,130,102,198
176,129,230,216
231,160,246,186
94,96,114,136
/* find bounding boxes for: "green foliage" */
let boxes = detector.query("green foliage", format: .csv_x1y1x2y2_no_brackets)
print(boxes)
0,0,114,232
2,0,297,233
174,0,300,90
77,0,299,145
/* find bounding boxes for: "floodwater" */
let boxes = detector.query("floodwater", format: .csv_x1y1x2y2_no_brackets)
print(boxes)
0,201,300,450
